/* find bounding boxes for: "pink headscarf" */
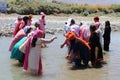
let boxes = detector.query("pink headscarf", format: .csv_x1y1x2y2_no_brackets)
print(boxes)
33,29,44,38
40,12,46,17
23,30,44,70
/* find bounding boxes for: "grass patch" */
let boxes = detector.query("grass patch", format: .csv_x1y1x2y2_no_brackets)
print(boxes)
6,0,120,16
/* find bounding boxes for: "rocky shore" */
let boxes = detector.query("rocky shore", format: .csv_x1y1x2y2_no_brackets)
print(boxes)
0,25,64,37
0,14,120,37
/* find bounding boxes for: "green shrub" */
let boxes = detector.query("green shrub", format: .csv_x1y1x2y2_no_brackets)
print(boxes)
7,0,120,15
111,5,120,12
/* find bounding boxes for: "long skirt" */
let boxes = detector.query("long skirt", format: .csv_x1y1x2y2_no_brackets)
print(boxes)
28,46,42,75
10,37,27,61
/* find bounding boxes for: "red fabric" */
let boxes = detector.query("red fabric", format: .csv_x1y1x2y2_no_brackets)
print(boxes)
23,37,31,70
9,29,26,51
13,20,25,37
38,57,42,75
13,22,21,36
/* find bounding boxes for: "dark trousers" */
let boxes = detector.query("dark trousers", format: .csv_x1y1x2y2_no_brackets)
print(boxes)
104,40,110,51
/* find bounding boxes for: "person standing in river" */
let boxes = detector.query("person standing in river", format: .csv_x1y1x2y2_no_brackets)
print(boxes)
65,31,91,69
61,18,80,59
14,15,23,28
93,16,103,47
23,29,57,75
89,24,103,68
10,26,32,64
103,20,111,51
79,21,90,42
39,12,47,47
13,16,29,37
9,26,31,51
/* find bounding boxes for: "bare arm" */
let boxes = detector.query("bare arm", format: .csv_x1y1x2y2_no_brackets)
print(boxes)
60,39,67,48
40,36,57,44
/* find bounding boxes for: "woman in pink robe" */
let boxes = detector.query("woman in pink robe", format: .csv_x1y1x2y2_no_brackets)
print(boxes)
39,12,47,47
9,26,32,51
23,30,57,75
79,21,90,42
39,12,46,33
13,16,29,37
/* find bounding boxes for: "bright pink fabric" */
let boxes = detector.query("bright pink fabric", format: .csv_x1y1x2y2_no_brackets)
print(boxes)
80,27,90,42
9,29,26,51
41,12,46,16
13,20,25,37
39,18,46,32
23,36,32,70
27,19,32,26
23,30,44,74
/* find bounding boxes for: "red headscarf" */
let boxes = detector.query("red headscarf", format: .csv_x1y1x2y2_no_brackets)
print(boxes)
65,31,76,40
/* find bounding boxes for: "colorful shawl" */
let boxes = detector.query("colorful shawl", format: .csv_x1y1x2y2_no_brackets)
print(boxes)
65,31,91,50
23,30,44,70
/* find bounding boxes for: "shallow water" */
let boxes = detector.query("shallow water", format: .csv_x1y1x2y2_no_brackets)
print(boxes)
0,32,120,80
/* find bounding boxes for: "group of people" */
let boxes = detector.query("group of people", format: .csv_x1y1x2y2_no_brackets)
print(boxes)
61,16,111,69
9,14,111,75
9,12,57,75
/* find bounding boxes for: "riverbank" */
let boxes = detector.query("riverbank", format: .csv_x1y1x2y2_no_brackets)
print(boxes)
0,13,120,37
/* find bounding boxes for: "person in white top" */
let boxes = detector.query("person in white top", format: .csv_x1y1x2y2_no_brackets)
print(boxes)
69,19,80,37
94,16,103,47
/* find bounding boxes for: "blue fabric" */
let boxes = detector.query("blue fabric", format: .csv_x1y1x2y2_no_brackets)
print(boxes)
72,40,90,66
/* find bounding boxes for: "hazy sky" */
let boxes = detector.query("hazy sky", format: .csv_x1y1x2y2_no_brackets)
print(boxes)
47,0,120,4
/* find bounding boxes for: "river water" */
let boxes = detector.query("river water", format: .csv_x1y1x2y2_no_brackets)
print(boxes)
0,31,120,80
